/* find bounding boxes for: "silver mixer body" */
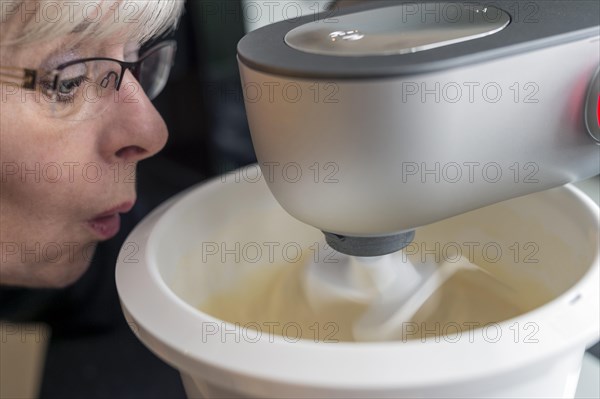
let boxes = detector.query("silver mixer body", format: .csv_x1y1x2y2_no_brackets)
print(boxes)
237,1,600,256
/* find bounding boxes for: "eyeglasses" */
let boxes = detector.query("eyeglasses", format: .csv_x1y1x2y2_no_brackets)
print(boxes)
0,40,177,121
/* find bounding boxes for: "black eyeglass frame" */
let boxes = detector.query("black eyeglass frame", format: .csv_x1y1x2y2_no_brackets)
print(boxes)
0,40,177,99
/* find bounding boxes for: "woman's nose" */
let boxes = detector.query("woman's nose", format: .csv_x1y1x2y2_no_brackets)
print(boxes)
98,70,169,164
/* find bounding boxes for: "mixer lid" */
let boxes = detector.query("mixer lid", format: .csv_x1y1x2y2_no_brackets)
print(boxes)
237,0,600,79
284,3,510,57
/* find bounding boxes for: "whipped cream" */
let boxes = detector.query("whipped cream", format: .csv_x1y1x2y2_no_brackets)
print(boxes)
199,243,523,342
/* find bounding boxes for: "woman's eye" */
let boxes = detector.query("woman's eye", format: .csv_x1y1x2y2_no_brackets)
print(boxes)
51,75,86,103
58,76,85,94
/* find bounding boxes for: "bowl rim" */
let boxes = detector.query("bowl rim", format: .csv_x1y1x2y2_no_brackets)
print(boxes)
116,173,600,391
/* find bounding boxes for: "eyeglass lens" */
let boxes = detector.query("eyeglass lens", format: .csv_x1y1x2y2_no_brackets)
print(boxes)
41,42,175,121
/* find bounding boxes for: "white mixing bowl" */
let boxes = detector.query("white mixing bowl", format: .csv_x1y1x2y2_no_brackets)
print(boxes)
116,170,599,398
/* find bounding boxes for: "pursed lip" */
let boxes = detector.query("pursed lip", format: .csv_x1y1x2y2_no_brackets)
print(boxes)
87,201,135,239
92,201,135,220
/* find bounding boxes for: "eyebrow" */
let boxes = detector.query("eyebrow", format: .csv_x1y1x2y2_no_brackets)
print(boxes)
72,21,91,33
39,42,83,71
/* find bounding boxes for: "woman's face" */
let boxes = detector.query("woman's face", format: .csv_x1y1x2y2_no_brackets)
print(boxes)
0,35,169,287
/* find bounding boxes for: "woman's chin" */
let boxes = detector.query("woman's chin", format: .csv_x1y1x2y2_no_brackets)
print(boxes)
44,254,97,288
1,245,97,289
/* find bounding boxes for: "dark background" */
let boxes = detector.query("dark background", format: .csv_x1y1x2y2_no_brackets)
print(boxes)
0,1,598,398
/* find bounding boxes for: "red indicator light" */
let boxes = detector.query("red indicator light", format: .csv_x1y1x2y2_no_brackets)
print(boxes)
597,94,600,128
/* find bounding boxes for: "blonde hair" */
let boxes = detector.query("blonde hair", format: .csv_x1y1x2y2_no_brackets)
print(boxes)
0,0,185,47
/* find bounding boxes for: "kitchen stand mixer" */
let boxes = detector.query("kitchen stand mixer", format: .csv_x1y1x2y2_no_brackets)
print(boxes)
237,0,600,256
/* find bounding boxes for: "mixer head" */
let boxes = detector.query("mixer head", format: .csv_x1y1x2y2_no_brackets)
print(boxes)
238,1,600,256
